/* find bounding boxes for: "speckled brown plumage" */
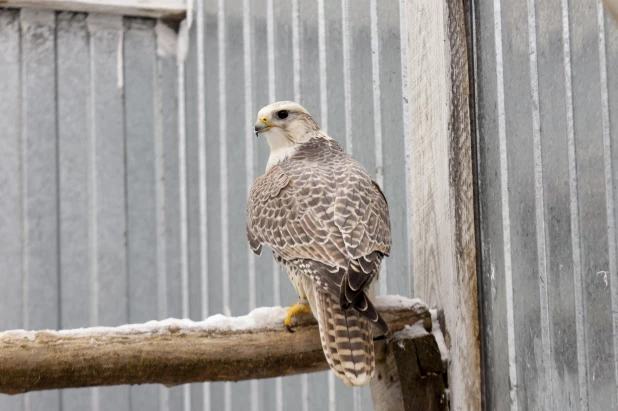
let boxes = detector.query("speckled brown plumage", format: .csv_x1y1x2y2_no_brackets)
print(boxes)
247,129,391,386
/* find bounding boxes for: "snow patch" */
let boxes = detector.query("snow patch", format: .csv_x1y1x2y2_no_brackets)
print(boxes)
390,307,449,364
116,31,123,89
176,0,194,63
430,309,449,364
0,306,289,341
156,21,177,58
375,294,426,311
177,19,190,63
393,321,429,341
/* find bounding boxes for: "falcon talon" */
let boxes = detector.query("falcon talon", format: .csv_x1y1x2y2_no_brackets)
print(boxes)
284,302,312,332
285,325,295,333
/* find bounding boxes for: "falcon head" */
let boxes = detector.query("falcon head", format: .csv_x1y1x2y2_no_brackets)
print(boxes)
254,101,320,148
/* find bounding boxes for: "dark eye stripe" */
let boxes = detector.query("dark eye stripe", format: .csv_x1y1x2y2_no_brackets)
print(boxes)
277,110,289,119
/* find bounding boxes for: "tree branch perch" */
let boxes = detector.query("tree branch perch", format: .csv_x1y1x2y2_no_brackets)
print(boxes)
0,296,435,396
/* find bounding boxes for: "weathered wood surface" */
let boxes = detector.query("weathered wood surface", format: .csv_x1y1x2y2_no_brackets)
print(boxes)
402,0,481,409
605,0,618,21
0,299,429,395
0,0,186,19
371,333,447,411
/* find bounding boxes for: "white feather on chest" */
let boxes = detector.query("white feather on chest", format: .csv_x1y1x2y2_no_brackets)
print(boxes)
263,125,305,171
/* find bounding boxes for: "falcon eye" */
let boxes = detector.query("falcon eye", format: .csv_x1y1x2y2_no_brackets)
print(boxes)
277,110,289,119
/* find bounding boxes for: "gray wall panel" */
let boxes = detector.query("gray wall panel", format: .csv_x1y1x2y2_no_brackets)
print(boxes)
324,0,346,148
474,0,512,409
157,20,186,411
3,0,617,409
569,2,615,409
500,1,545,409
534,0,581,408
20,9,60,411
343,1,375,408
2,0,416,409
182,3,206,408
345,0,374,171
605,6,618,404
475,0,618,409
271,1,305,410
88,13,131,411
299,1,330,410
376,0,410,296
224,0,253,408
0,9,23,411
299,0,320,119
124,17,161,411
251,1,280,409
56,12,92,411
203,0,225,408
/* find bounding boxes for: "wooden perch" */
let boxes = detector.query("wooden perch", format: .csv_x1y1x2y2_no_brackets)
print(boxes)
371,331,447,411
0,296,438,397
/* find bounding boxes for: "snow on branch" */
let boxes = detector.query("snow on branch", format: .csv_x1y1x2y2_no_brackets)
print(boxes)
0,295,432,395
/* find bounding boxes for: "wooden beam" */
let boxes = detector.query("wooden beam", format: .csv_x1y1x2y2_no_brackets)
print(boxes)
604,0,618,21
371,331,447,411
402,0,481,409
0,296,429,395
0,0,186,19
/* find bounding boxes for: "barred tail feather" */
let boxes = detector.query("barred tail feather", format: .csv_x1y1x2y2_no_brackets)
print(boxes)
314,289,375,387
352,292,391,339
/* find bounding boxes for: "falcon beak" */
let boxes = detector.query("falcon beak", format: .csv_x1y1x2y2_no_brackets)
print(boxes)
254,117,273,137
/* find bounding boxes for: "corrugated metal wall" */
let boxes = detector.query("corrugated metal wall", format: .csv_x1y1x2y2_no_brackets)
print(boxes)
0,1,411,410
474,0,618,410
0,8,184,411
7,0,616,410
180,1,410,410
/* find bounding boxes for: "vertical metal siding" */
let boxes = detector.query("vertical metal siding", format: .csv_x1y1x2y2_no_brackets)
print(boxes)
249,1,281,410
0,9,23,411
474,0,618,409
3,0,617,410
0,1,410,410
21,10,60,411
0,8,184,411
57,12,91,411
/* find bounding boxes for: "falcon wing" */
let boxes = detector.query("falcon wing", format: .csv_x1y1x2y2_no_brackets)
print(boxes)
246,143,391,271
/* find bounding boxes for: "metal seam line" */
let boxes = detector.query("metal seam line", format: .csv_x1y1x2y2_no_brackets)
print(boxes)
243,0,258,409
216,0,232,410
596,0,618,400
196,0,211,409
525,0,553,408
266,2,283,410
560,0,589,407
175,16,191,411
154,22,169,411
369,0,386,297
291,1,310,410
493,0,519,408
318,0,328,133
398,0,413,297
316,1,336,409
341,0,352,155
18,10,29,411
87,14,100,411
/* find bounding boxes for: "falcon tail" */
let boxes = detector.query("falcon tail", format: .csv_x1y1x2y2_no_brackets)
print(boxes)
314,289,375,387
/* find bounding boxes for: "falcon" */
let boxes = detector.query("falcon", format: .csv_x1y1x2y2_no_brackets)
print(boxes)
246,101,391,387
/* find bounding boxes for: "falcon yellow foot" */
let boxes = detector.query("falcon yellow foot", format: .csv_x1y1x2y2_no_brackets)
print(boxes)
284,302,311,333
